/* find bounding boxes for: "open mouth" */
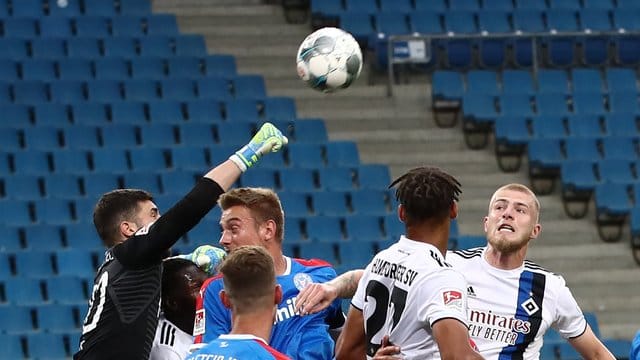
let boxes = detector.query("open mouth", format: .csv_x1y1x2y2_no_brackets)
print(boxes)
498,224,515,232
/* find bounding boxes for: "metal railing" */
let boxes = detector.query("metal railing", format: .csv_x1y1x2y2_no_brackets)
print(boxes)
384,30,640,96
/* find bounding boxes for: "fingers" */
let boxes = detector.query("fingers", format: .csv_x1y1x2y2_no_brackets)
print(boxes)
295,284,328,315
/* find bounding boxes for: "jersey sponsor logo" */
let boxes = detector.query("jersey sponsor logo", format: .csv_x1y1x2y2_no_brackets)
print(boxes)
370,258,419,286
468,309,532,345
192,355,237,360
520,298,540,316
193,309,206,336
442,290,463,311
293,273,313,291
275,296,299,323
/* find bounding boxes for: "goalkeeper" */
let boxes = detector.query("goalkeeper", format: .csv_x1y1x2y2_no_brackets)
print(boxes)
74,123,288,360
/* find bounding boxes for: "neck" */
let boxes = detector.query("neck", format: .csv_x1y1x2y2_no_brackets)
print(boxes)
229,309,274,341
405,220,450,256
484,245,527,270
271,250,287,276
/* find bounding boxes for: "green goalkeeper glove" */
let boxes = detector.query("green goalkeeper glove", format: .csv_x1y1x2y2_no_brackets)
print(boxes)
229,122,288,172
172,245,227,276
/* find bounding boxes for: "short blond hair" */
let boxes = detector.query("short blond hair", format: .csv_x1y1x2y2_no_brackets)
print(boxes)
219,187,285,242
489,183,541,222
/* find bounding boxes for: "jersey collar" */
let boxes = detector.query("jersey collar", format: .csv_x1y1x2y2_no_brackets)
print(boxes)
218,334,269,345
398,235,444,257
480,247,525,276
281,256,292,276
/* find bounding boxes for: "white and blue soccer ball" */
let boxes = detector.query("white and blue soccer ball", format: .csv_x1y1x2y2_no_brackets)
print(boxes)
296,27,363,93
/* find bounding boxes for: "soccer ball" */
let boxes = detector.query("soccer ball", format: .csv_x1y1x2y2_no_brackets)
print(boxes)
296,27,363,93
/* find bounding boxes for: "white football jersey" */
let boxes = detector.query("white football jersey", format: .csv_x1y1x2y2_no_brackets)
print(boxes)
149,314,194,360
447,247,587,360
352,236,469,360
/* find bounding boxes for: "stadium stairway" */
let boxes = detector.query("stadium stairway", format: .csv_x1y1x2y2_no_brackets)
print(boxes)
153,0,640,340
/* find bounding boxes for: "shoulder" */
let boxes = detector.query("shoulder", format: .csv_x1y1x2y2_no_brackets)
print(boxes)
292,258,333,268
523,260,566,286
255,340,291,360
201,274,223,293
447,247,484,261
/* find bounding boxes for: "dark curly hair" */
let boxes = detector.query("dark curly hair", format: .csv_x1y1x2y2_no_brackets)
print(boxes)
389,166,461,226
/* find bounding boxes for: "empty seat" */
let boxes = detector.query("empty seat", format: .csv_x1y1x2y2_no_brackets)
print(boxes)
67,37,101,58
535,93,570,116
15,251,55,277
168,146,208,171
82,173,121,197
148,14,179,35
278,191,310,217
26,333,68,360
100,124,139,147
56,249,97,278
21,59,57,81
0,38,29,60
103,37,138,58
123,172,162,194
0,334,23,358
185,99,225,123
120,0,152,14
31,38,67,59
240,168,278,189
75,16,110,37
0,306,36,334
34,198,75,225
139,36,174,57
36,304,79,333
305,216,344,242
312,191,350,216
232,75,266,99
48,0,81,17
566,115,603,137
139,123,177,148
111,102,148,125
12,151,53,175
318,167,355,191
0,199,32,226
0,227,22,253
564,137,601,161
4,18,38,38
292,119,328,143
91,148,129,172
94,58,130,80
225,98,261,123
204,54,237,77
298,242,336,263
160,79,197,100
338,241,375,268
129,148,168,172
325,141,360,167
345,215,385,242
111,15,145,36
49,80,87,103
216,122,254,146
167,56,203,78
23,127,62,150
350,190,388,215
123,79,160,101
288,143,325,168
63,126,101,150
197,76,233,101
52,151,91,174
63,223,103,251
263,97,297,122
130,57,166,79
13,81,49,103
278,168,317,192
175,34,207,56
72,103,110,125
160,171,197,194
179,123,216,146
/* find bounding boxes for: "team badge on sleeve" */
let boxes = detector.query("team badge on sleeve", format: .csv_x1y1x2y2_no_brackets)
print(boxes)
442,290,463,311
293,273,313,291
193,309,205,336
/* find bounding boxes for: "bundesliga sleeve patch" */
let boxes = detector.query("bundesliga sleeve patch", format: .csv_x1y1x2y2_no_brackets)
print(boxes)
442,290,463,311
193,309,205,336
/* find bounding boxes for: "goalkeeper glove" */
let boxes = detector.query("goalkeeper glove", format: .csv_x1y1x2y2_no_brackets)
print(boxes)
229,122,288,172
172,245,227,276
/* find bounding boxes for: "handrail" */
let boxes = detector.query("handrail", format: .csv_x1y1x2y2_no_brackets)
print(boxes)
385,30,640,97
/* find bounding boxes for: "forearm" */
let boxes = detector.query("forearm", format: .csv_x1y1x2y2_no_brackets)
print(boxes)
329,269,364,298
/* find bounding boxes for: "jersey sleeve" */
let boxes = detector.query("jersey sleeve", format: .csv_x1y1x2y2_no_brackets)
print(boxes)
194,278,232,344
148,343,183,360
351,261,372,311
415,267,469,327
552,277,587,339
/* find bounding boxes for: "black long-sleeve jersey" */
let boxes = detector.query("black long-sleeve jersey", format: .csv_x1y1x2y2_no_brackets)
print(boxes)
73,177,224,360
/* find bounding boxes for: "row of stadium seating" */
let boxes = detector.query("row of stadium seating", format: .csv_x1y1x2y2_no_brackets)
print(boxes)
0,35,208,59
0,56,237,78
0,14,179,37
0,332,78,360
0,0,151,17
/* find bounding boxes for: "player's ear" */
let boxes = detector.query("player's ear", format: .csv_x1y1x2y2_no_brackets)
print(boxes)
119,221,136,239
274,284,282,305
398,205,405,223
261,219,277,242
450,202,458,219
219,290,232,309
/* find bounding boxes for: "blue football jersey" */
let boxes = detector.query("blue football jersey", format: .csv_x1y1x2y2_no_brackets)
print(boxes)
186,334,290,360
194,257,344,360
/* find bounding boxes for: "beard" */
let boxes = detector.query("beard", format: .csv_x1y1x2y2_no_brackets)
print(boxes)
488,233,530,253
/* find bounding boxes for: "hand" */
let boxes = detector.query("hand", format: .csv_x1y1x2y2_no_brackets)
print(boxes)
295,282,339,315
373,336,402,360
171,245,227,276
229,122,288,172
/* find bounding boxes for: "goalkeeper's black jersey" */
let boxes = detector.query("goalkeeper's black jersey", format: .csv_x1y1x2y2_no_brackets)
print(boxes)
73,178,224,360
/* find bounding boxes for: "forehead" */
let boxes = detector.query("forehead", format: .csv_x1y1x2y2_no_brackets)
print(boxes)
220,205,252,222
491,189,535,207
137,200,158,212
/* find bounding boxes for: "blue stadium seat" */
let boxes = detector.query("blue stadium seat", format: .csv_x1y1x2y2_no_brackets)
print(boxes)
345,0,378,13
101,123,139,148
561,160,600,218
537,69,570,94
339,12,373,45
31,38,67,59
161,79,197,100
357,164,391,189
35,199,75,225
26,333,68,360
312,191,350,216
167,56,202,78
139,36,173,57
32,103,69,128
581,36,610,67
0,104,31,128
148,14,179,35
311,0,343,25
0,59,19,81
44,174,82,199
379,0,411,12
316,167,354,191
85,80,121,103
0,227,22,253
291,119,328,143
604,113,638,137
21,59,57,81
110,100,147,124
50,80,87,103
185,99,225,123
146,101,185,125
535,93,570,116
103,37,138,57
12,81,49,104
443,39,475,70
614,37,640,66
112,15,145,37
601,136,638,160
123,79,159,101
179,123,216,146
408,10,443,34
48,0,81,17
350,189,388,215
603,339,633,360
205,55,237,77
609,92,640,114
298,242,336,263
232,75,266,99
613,8,640,31
23,127,62,150
566,115,603,137
3,173,42,200
579,9,612,31
572,68,604,92
0,38,29,60
52,151,91,174
71,103,109,126
75,16,110,38
444,10,478,34
482,0,514,10
0,83,13,104
598,159,636,184
288,143,325,168
13,149,53,175
64,223,102,250
94,58,129,80
478,37,509,69
456,235,486,250
3,18,38,38
129,148,168,172
512,9,546,32
414,0,446,11
216,122,253,146
432,71,464,108
130,57,165,79
0,306,35,334
36,304,79,333
84,0,117,15
466,70,500,96
345,215,385,242
278,191,310,217
305,216,344,242
374,11,410,35
225,98,261,123
0,334,23,358
527,138,564,194
565,137,601,161
4,278,45,306
12,0,43,16
326,141,360,167
160,171,197,194
82,171,121,195
15,250,55,278
449,0,480,10
197,76,234,101
92,148,129,173
337,241,374,268
279,168,318,192
120,0,152,14
62,126,100,150
175,34,208,56
56,249,97,279
0,199,32,226
263,97,297,122
0,128,21,151
572,91,606,116
500,93,535,117
139,123,176,148
123,172,162,194
238,167,277,189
